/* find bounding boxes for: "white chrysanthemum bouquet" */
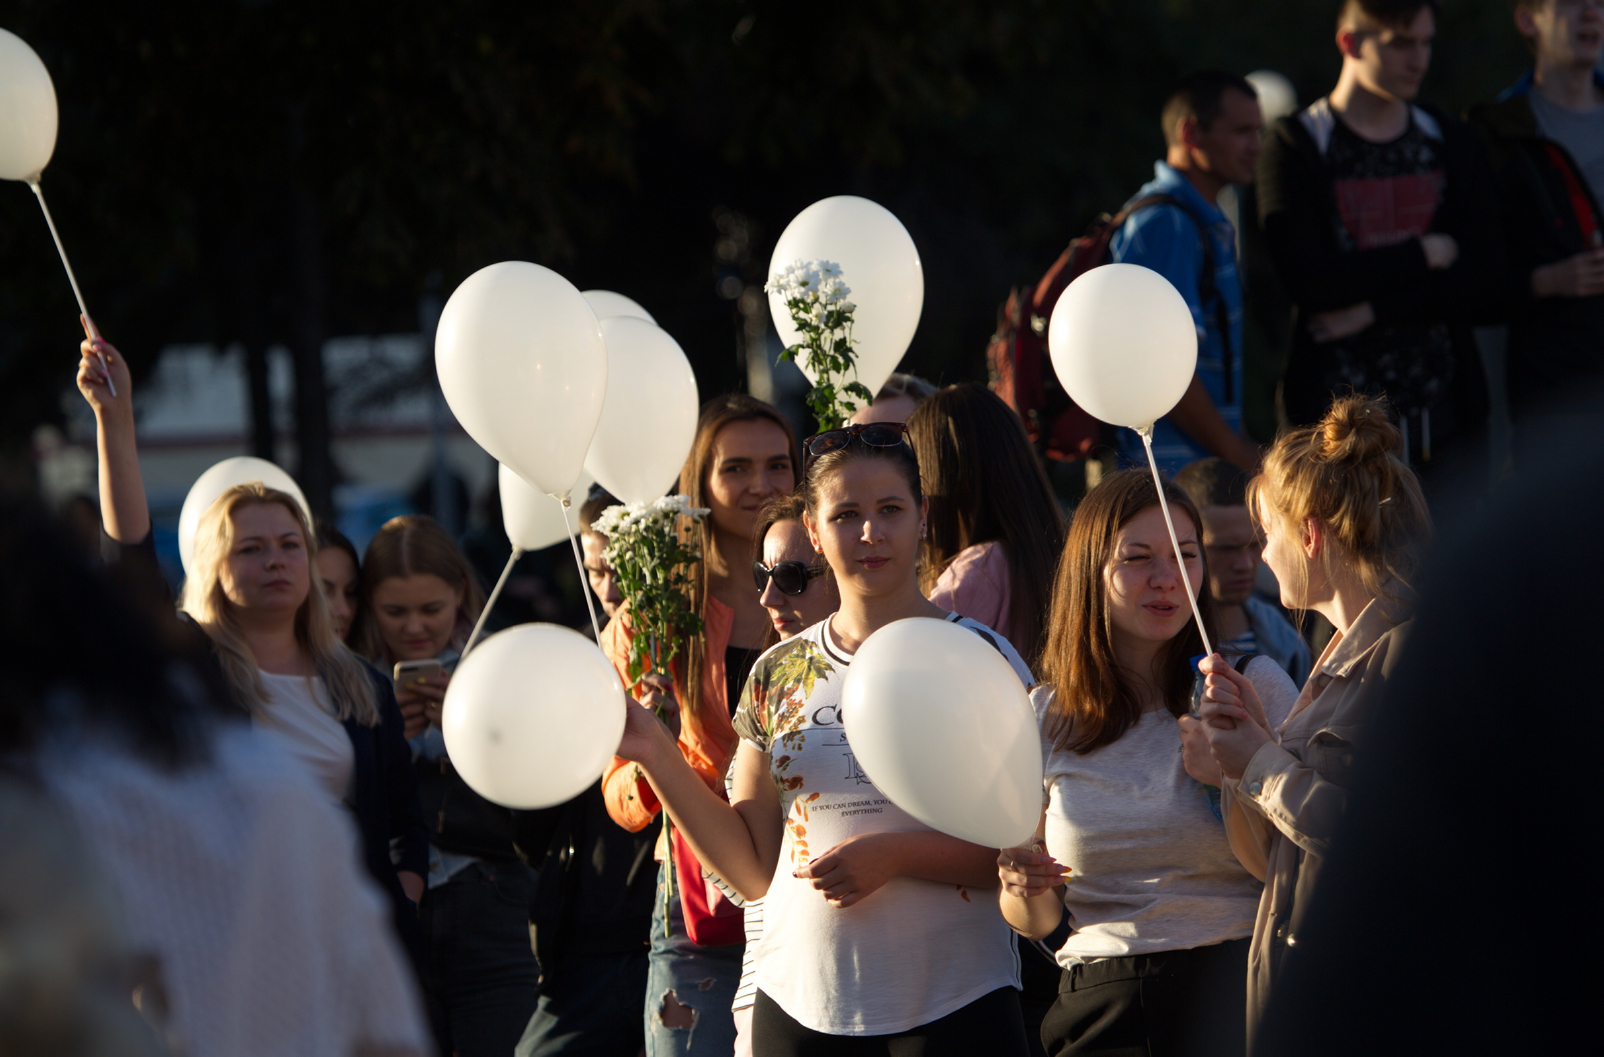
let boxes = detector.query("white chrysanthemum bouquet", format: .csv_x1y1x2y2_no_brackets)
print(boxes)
766,259,872,429
591,495,710,687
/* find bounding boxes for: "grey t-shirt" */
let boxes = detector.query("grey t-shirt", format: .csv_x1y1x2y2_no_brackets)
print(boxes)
1529,89,1604,208
1038,656,1299,965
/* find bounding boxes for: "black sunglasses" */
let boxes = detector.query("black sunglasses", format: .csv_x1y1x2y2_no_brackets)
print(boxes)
752,559,828,596
801,422,910,465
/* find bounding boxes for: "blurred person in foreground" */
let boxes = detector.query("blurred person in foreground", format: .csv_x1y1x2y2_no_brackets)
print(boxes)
1111,70,1265,475
1190,395,1430,1042
1467,0,1604,436
3,470,429,1057
1174,457,1312,684
1258,0,1500,478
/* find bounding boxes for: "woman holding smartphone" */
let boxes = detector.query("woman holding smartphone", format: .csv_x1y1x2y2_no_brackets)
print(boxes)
1192,395,1427,1038
353,515,540,1057
617,423,1034,1056
996,470,1297,1057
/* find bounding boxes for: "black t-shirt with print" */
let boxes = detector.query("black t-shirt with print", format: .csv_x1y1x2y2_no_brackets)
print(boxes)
1320,114,1455,414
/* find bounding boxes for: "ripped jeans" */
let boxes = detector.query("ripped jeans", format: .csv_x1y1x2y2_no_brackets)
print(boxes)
645,857,744,1057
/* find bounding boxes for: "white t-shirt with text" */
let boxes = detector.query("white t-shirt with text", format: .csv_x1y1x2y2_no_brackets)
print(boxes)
733,613,1033,1036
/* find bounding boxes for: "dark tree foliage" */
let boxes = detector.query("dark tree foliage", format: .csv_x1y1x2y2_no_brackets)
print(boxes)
0,0,1527,505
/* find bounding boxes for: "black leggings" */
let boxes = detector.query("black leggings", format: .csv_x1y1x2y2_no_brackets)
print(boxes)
752,987,1029,1057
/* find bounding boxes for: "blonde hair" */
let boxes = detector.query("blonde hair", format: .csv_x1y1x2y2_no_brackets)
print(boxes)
1249,394,1431,608
352,515,485,665
180,483,379,726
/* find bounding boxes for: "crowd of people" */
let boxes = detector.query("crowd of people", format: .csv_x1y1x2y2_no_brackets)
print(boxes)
1,1,1598,1056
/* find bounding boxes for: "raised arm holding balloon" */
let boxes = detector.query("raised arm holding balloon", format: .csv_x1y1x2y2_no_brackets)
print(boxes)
74,326,147,544
618,426,1034,1055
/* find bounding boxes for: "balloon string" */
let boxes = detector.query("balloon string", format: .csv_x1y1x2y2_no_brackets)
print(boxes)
29,180,114,397
464,547,522,658
1139,428,1214,658
560,496,604,642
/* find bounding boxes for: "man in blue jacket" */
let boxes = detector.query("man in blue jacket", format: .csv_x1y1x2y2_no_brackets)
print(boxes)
1111,70,1265,476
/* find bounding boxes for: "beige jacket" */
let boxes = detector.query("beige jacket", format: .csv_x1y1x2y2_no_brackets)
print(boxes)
1221,596,1413,1036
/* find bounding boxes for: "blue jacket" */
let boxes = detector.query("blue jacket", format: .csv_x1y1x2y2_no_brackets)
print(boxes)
1109,162,1245,475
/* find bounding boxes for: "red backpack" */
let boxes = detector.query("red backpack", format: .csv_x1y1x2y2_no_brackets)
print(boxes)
987,194,1223,461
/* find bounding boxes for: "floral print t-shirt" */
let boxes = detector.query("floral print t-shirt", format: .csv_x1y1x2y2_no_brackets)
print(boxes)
732,613,1033,1036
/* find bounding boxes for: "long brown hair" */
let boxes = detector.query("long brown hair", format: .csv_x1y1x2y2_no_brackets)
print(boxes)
1039,469,1215,754
352,515,486,665
906,384,1065,667
676,394,801,723
1249,394,1431,609
180,483,379,726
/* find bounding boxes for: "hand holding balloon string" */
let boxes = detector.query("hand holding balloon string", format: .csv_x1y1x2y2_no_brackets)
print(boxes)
1193,655,1273,781
996,840,1071,900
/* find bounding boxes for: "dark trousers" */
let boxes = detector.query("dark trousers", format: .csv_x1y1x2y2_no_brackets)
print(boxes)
421,859,542,1057
752,986,1029,1057
516,950,648,1057
1041,939,1249,1057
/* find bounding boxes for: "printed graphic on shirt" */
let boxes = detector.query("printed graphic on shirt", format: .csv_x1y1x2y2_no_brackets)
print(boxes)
1320,114,1454,413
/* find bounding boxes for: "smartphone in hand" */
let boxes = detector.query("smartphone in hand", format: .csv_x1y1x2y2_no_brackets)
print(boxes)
393,659,443,697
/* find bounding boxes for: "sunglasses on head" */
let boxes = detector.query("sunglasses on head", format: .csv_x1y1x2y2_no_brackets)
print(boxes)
752,559,828,596
801,422,910,465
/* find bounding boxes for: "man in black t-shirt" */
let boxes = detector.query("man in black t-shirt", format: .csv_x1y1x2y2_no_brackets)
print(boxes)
1258,0,1501,475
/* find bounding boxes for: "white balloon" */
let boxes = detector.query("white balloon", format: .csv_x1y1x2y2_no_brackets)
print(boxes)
1046,263,1197,432
582,317,700,506
442,623,626,809
0,29,57,182
582,289,657,325
178,457,311,577
1246,70,1299,125
841,618,1041,849
767,196,923,413
436,262,608,496
500,463,597,553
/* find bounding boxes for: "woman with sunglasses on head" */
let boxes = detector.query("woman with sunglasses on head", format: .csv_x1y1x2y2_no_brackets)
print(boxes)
905,383,1065,669
599,394,799,1057
617,422,1035,1057
996,470,1298,1057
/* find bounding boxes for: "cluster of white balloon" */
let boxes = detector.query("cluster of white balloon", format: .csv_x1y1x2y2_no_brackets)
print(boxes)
16,13,1211,841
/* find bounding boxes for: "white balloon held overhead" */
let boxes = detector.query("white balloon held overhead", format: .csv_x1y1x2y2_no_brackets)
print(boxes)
583,317,699,507
0,28,58,182
582,289,657,325
768,196,923,410
1047,263,1197,432
841,618,1041,849
436,262,608,497
442,623,627,810
178,457,310,577
500,463,596,553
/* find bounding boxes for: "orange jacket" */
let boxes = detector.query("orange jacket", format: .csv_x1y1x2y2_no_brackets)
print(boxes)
600,594,737,834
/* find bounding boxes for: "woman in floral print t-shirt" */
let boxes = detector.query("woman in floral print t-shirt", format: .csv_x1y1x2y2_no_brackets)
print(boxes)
615,423,1033,1056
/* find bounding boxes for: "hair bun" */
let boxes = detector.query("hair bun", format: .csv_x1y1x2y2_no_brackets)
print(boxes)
1318,394,1399,465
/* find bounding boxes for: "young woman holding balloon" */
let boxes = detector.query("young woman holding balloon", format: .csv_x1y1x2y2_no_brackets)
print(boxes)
598,393,799,1057
997,469,1298,1057
616,423,1034,1057
905,383,1066,668
352,515,541,1057
1191,395,1427,1036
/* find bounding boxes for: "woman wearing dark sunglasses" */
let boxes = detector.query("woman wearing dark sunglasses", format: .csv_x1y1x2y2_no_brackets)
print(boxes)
616,423,1033,1057
752,492,839,645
